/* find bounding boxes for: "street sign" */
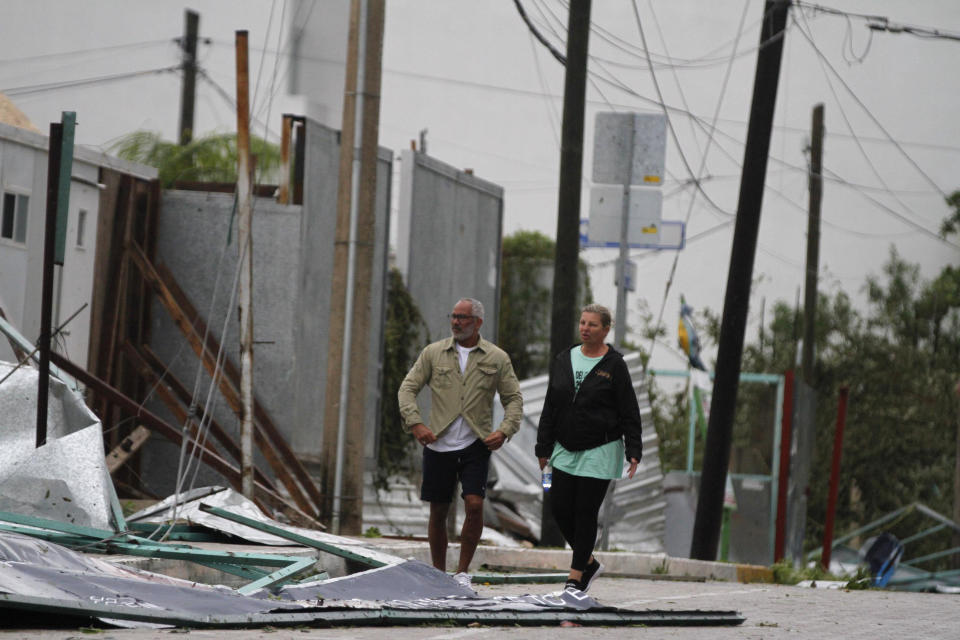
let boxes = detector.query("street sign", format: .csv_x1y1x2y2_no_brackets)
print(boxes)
579,218,685,250
592,112,667,186
588,185,663,245
614,259,637,292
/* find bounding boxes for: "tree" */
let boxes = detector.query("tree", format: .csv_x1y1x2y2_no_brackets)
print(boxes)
110,130,281,188
649,248,960,565
376,267,429,490
498,230,593,380
941,190,960,239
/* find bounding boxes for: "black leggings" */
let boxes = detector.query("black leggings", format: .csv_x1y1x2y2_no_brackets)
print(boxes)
549,467,611,571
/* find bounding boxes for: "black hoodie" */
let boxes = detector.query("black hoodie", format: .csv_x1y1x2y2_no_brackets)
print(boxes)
535,344,643,463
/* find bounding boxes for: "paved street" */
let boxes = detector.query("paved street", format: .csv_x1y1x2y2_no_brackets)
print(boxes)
3,575,957,639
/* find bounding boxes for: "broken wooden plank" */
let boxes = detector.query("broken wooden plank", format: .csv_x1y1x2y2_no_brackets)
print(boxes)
45,351,316,526
127,341,280,495
152,257,325,515
127,245,321,517
105,425,151,474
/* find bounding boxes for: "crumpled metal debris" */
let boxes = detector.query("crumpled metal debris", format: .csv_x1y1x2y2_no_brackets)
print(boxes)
0,362,114,529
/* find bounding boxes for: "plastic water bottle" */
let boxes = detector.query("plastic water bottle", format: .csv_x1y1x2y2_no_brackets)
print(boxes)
541,466,553,492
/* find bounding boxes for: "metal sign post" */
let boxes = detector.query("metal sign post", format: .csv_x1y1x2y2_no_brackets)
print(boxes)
589,112,668,347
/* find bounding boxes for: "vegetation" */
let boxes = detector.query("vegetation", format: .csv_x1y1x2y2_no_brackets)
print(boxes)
110,130,282,188
770,559,872,589
376,268,429,490
497,230,594,380
651,243,960,566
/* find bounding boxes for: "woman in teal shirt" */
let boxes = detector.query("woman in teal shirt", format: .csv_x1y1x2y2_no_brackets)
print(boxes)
535,304,643,593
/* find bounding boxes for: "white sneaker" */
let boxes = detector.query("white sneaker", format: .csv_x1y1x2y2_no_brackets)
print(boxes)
453,572,473,589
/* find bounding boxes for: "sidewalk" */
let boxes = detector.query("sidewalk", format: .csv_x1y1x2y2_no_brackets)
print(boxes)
364,536,775,584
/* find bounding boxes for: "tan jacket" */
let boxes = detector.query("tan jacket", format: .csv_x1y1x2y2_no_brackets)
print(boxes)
398,336,523,439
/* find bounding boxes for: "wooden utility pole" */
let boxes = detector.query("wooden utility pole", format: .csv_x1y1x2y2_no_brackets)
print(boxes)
801,104,824,382
278,114,293,204
540,0,592,548
321,0,386,535
179,10,199,145
235,30,255,499
36,112,75,448
690,0,790,561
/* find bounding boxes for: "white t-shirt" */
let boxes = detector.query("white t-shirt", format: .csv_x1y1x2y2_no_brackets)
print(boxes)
427,342,481,452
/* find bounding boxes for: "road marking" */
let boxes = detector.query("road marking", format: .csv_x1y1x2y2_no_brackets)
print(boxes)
619,586,771,608
426,627,493,640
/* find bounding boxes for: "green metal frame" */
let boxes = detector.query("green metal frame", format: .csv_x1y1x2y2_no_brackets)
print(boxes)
650,368,784,564
470,572,568,585
198,503,389,567
0,510,316,593
236,556,317,595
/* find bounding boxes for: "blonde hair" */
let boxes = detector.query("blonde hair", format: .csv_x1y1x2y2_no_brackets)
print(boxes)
581,303,612,328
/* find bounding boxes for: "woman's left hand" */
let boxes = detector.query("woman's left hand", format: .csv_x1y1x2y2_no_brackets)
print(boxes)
627,458,639,479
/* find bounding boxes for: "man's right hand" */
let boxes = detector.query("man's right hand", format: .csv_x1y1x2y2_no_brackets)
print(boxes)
411,423,436,446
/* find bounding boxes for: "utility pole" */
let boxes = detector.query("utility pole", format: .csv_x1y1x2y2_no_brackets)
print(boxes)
801,103,824,383
322,0,386,535
179,9,199,146
235,30,255,499
278,114,293,205
37,112,75,448
541,0,592,548
690,0,790,561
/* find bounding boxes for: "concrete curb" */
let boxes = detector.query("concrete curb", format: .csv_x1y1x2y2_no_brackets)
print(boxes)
109,538,773,587
363,540,774,584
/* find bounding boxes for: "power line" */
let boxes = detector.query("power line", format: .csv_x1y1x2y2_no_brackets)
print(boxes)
2,65,180,97
793,1,960,43
790,15,949,200
793,11,934,231
513,0,566,64
0,39,173,66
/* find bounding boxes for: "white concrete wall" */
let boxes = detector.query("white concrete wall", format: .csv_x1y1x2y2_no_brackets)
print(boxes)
286,0,350,130
0,121,156,366
0,139,34,354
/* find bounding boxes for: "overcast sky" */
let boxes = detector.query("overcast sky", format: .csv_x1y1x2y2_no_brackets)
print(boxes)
2,0,958,371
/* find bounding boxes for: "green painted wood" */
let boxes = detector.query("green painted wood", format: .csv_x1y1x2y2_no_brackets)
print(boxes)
54,111,75,265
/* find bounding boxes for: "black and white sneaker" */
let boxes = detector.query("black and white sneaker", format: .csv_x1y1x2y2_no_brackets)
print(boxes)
580,558,604,592
563,579,583,592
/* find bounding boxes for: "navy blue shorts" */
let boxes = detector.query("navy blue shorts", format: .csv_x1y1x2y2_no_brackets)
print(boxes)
420,438,491,503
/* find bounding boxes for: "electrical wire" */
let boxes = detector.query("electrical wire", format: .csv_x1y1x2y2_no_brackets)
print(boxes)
792,1,960,43
196,67,279,141
639,0,753,367
793,11,932,231
2,65,180,97
514,0,566,64
526,31,562,150
790,13,949,199
0,39,173,66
